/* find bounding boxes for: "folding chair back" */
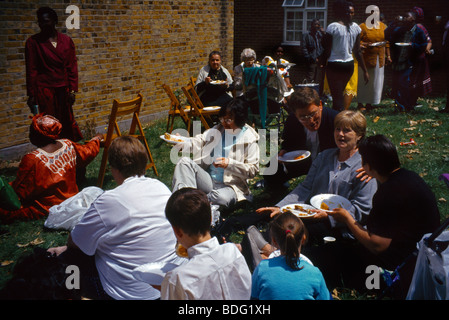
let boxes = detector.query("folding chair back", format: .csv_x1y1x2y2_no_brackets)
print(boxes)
181,83,220,130
97,93,158,188
162,84,191,133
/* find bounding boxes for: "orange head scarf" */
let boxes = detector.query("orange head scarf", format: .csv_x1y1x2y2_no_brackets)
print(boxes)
31,113,62,140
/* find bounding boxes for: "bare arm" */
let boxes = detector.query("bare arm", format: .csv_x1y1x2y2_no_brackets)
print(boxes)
329,208,391,255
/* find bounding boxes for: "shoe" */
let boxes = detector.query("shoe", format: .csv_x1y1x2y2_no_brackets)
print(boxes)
255,180,265,189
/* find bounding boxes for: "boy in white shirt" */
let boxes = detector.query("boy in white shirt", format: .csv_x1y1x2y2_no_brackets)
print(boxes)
161,188,252,300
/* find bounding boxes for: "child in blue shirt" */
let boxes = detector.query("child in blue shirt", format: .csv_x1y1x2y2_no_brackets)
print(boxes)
251,212,330,300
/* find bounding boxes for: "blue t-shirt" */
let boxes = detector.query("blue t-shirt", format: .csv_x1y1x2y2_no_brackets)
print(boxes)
251,256,330,300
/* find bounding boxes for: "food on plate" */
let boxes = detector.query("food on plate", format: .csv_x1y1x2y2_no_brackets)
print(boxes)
281,205,314,217
211,80,226,85
164,132,183,142
320,202,329,210
294,154,306,160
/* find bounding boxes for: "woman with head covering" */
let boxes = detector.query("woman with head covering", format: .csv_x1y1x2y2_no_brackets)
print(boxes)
409,7,433,105
385,9,429,111
0,114,102,223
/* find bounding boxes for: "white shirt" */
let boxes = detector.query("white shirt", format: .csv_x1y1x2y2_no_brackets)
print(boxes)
71,176,179,300
326,22,361,62
161,237,252,300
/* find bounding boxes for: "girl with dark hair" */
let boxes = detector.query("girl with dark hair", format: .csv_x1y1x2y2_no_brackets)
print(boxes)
250,212,330,300
172,99,259,210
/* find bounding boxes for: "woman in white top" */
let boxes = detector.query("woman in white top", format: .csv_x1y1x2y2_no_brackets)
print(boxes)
322,0,369,111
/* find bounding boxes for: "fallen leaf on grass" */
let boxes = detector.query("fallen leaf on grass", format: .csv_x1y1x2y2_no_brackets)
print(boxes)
16,238,44,248
407,149,420,154
1,260,14,267
403,127,416,131
439,198,447,203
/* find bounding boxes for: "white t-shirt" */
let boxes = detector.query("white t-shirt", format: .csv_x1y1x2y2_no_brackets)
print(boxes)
71,176,179,300
161,237,252,300
326,22,361,62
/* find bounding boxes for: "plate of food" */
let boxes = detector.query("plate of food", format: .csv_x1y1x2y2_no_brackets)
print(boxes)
278,150,311,163
280,203,317,218
160,133,190,144
369,41,386,47
310,194,352,213
395,42,411,46
203,106,221,111
284,88,294,97
132,262,180,286
210,80,227,85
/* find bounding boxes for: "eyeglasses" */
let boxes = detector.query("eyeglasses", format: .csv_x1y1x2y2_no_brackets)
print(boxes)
219,117,234,124
298,110,320,122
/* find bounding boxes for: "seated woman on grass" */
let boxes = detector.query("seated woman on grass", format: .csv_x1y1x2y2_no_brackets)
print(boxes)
0,114,101,223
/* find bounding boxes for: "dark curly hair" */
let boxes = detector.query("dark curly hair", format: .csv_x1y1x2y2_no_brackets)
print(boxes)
218,98,248,128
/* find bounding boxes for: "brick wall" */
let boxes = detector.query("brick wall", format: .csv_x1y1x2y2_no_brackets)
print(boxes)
234,0,448,96
0,0,234,159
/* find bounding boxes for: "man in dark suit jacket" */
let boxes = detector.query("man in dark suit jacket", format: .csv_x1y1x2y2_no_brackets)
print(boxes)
263,87,338,190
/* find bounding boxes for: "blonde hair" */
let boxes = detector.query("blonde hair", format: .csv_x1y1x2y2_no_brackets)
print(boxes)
334,110,367,143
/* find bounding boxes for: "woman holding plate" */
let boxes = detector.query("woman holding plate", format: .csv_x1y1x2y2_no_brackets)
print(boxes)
256,110,377,245
172,99,259,213
195,50,234,107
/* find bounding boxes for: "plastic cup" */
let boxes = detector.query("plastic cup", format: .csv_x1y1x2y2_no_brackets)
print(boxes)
323,236,336,243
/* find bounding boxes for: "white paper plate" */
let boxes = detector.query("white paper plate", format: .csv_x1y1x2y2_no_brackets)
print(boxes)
278,150,311,163
203,106,221,111
369,41,386,47
280,203,316,218
310,194,351,212
210,80,226,85
284,88,294,97
160,134,190,144
132,262,180,286
395,42,411,46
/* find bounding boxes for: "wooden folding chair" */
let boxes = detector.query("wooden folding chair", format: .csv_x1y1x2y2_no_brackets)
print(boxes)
162,84,192,133
181,83,221,130
97,93,158,188
190,77,197,87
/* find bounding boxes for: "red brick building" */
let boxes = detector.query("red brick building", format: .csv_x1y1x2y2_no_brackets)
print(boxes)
234,0,449,96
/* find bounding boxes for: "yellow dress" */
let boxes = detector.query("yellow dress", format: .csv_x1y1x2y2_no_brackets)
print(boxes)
323,56,358,97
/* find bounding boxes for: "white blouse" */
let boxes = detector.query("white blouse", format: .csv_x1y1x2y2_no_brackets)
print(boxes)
326,22,361,62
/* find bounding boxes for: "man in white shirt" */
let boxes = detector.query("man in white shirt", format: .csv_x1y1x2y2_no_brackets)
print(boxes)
161,188,252,300
48,136,180,300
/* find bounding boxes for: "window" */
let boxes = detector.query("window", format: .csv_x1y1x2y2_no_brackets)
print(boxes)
282,0,327,45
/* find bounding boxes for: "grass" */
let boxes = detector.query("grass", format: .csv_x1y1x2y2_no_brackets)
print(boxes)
0,96,448,298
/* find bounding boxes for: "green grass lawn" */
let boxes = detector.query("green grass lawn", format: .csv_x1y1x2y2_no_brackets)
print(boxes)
1,96,448,298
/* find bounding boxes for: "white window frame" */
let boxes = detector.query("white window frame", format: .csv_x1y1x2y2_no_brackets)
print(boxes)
282,0,328,45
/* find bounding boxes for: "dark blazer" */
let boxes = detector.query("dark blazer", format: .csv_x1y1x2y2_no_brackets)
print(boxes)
281,106,338,153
